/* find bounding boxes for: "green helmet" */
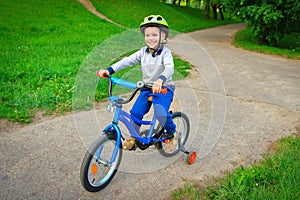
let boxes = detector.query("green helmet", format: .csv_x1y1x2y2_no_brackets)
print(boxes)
140,15,169,36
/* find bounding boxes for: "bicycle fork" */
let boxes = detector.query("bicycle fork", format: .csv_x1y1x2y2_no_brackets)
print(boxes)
101,124,123,164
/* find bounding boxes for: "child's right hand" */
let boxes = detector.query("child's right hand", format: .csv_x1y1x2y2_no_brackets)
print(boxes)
96,69,110,78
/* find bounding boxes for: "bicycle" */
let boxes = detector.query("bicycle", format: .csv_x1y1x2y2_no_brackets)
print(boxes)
80,75,197,192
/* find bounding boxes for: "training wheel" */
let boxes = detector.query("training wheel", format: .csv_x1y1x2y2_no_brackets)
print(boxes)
186,151,197,165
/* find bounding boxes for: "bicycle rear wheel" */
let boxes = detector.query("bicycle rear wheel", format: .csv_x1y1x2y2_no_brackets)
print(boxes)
157,112,190,157
80,133,122,192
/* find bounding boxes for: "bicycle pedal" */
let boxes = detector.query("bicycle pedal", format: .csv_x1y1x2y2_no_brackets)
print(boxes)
162,132,174,140
163,132,178,144
128,144,137,151
163,139,170,144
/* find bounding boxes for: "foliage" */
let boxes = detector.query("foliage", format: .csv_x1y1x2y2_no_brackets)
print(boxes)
234,28,300,59
173,183,202,199
224,0,300,46
172,133,300,199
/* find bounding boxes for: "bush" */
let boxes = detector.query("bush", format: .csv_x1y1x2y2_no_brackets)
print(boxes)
224,0,300,46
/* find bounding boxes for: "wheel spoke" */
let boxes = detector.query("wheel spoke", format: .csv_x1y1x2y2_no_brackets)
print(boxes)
97,158,111,167
80,134,123,192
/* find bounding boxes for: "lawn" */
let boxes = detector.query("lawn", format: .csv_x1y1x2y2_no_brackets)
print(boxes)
234,28,300,59
0,0,235,122
90,0,235,32
172,131,300,200
0,0,123,122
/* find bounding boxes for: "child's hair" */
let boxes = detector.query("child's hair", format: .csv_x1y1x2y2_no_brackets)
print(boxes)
140,15,169,38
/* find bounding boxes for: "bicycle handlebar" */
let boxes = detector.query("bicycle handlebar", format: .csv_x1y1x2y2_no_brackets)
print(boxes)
105,75,166,104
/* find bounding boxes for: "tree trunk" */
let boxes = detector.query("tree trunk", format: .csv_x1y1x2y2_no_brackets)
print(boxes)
212,3,217,20
218,4,225,20
178,0,182,5
173,0,176,4
205,0,210,19
186,0,189,7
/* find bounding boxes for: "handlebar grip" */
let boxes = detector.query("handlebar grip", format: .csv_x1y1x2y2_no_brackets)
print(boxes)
101,72,109,78
161,88,167,94
148,88,167,102
151,87,167,94
96,70,109,78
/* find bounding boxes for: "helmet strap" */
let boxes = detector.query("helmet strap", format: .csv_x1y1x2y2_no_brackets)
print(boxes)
147,28,163,50
145,27,166,57
158,28,162,47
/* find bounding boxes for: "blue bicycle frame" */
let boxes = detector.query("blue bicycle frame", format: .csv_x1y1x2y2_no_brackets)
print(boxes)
101,76,165,163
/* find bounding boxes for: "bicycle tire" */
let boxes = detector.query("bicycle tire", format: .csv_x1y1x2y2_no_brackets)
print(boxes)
80,133,122,192
157,112,190,157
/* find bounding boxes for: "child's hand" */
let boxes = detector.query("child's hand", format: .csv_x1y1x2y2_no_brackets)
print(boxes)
152,79,163,94
96,69,110,78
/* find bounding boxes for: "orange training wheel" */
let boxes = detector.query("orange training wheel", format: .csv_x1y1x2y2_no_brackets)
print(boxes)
187,151,197,165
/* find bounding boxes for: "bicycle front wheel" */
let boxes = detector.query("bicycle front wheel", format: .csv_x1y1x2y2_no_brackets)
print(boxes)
158,112,190,157
80,134,122,192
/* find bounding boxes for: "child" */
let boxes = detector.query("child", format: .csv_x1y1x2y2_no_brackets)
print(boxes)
96,15,177,150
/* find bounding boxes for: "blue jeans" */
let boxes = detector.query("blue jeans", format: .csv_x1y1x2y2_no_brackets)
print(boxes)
130,88,176,134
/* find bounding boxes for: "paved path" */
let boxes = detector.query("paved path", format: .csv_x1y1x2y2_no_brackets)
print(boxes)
1,23,299,199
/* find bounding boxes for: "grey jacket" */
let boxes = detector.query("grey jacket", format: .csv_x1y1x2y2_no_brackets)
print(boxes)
107,46,174,86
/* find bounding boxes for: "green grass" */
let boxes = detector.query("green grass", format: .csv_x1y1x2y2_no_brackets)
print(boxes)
0,0,235,122
2,0,297,123
90,0,235,32
172,131,300,200
0,0,123,122
234,28,300,59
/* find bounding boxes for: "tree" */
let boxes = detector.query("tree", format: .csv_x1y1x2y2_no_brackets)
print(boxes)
211,0,225,20
218,4,225,20
165,0,225,20
224,0,300,45
205,0,225,20
172,0,185,6
205,0,210,19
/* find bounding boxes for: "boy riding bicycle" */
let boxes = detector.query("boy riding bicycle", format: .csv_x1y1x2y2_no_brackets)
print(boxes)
96,15,177,150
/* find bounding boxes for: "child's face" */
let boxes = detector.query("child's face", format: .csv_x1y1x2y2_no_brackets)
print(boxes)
144,26,166,50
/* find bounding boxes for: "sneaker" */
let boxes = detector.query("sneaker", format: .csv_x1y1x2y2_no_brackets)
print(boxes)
164,131,179,153
123,138,136,150
162,132,175,139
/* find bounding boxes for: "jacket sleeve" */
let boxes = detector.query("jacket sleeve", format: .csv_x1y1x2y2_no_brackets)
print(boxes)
160,49,174,83
108,49,142,74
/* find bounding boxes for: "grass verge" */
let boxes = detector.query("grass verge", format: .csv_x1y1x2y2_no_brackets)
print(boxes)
172,129,300,199
234,28,300,59
90,0,236,32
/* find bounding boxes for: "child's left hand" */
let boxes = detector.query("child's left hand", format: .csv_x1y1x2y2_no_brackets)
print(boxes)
152,79,163,94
